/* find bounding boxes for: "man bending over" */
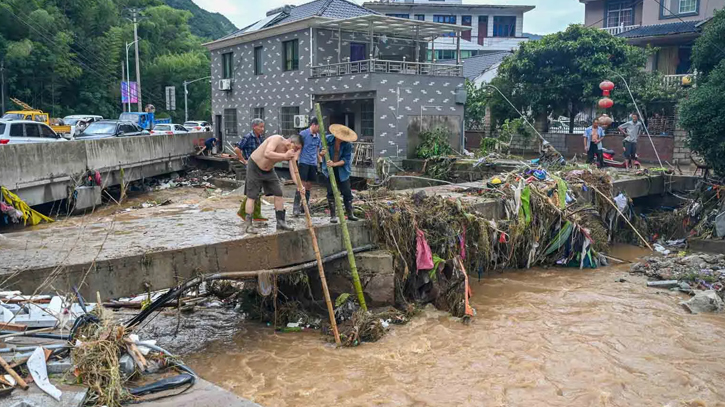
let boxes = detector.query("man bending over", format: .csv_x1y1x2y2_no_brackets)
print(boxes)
243,134,303,234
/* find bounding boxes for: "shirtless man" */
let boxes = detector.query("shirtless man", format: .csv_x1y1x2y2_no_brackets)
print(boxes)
243,134,304,234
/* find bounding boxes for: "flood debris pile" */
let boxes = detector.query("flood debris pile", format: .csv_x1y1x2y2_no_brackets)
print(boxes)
632,253,725,313
363,168,629,319
0,291,198,406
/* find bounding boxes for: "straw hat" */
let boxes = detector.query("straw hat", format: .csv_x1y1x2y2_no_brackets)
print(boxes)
329,124,358,142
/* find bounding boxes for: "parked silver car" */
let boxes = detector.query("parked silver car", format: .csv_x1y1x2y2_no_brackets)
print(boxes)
183,121,211,132
0,120,67,144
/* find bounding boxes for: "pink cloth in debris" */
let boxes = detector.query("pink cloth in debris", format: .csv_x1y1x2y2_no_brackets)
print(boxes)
416,228,434,271
459,226,466,260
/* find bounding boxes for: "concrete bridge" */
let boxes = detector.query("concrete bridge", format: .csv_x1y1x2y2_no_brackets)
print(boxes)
0,133,209,209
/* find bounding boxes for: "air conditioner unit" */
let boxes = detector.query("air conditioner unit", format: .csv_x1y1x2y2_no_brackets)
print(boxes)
293,115,309,129
218,79,232,91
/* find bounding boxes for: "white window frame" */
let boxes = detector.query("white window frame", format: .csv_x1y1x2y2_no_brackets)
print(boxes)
679,0,697,13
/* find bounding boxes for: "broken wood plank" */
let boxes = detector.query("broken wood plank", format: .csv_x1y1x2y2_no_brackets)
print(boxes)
0,355,28,390
0,323,27,332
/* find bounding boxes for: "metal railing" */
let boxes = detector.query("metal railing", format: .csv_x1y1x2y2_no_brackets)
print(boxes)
602,23,640,35
311,59,462,78
352,141,374,168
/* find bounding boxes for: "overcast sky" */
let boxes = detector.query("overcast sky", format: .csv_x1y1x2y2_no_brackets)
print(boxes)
194,0,584,35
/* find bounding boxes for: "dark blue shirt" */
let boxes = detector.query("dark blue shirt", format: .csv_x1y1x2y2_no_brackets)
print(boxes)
204,137,216,149
237,131,265,160
298,128,321,166
321,135,352,182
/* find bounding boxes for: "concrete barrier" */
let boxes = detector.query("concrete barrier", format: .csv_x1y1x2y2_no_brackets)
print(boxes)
0,133,210,207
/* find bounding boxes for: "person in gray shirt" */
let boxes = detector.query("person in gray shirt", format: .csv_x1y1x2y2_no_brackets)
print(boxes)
618,113,645,169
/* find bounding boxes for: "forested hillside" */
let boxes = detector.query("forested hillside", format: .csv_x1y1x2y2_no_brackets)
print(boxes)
165,0,237,40
0,0,220,123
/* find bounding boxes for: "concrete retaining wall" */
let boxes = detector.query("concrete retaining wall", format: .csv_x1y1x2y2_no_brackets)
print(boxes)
0,133,209,206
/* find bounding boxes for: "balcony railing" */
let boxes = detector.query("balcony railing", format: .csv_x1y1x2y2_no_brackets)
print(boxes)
311,59,462,78
602,23,640,35
662,74,693,88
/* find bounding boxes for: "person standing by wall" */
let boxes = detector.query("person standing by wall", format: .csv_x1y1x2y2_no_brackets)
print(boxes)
293,117,321,217
321,124,358,224
584,119,605,168
235,118,267,221
618,113,645,170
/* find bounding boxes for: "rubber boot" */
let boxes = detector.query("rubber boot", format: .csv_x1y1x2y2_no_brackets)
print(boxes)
244,214,258,234
293,191,302,217
276,210,293,231
328,198,338,224
253,199,267,222
345,201,359,221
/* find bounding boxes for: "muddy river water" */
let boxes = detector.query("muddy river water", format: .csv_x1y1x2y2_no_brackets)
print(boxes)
186,246,725,407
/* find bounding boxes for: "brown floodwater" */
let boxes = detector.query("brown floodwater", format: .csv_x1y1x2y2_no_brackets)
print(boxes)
186,246,725,407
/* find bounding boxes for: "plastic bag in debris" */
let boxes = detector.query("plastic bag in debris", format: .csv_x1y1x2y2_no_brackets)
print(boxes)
416,229,434,271
614,193,628,212
258,271,273,296
654,243,671,255
28,347,62,401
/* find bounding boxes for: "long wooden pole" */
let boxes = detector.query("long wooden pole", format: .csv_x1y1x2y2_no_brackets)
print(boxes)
587,182,653,251
0,354,29,390
290,160,341,346
315,104,368,311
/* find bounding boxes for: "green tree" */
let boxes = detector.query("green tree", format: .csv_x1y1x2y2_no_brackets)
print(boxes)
464,80,488,130
679,11,725,175
493,25,647,133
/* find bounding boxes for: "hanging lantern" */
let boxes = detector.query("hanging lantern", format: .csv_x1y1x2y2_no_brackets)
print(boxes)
599,80,615,96
598,97,614,109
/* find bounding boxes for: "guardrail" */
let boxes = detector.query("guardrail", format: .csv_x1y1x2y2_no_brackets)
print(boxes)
311,59,462,78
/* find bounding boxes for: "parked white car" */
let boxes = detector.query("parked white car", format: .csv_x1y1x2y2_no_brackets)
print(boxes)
62,115,104,126
0,120,67,144
183,121,211,132
150,123,190,135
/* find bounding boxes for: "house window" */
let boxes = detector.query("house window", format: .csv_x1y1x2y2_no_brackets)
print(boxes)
429,50,457,60
282,40,299,71
679,0,697,13
607,1,634,27
662,0,698,16
253,107,265,121
280,106,299,136
462,15,472,41
433,15,457,37
222,52,233,79
492,16,516,37
361,100,374,140
386,13,410,19
254,46,263,75
415,14,425,21
478,16,488,45
224,109,238,137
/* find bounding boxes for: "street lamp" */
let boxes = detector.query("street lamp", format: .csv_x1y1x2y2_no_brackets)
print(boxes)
183,76,211,122
125,40,138,113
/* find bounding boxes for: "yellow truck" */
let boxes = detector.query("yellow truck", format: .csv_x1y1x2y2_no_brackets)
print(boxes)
1,98,72,135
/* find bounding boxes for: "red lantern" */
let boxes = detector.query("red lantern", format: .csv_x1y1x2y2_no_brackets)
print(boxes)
598,97,614,109
599,80,615,96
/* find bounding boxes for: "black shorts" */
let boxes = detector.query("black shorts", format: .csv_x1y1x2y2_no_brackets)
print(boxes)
624,141,637,159
297,162,318,182
245,158,283,199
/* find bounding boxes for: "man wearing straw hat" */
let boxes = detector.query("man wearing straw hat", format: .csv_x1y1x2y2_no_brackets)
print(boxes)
321,124,359,223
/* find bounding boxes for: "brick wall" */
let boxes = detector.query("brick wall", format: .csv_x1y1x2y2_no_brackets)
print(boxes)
673,129,690,164
564,133,674,163
465,131,484,150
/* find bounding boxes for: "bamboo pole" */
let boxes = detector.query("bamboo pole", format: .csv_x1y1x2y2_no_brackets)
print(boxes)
289,160,341,346
0,354,28,390
315,104,368,311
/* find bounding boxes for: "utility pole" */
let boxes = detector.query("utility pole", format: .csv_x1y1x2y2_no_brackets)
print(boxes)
1,58,5,115
125,41,136,113
183,76,211,122
121,61,125,112
130,8,143,112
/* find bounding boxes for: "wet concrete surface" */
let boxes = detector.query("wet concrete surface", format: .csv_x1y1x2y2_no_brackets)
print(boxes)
184,245,725,407
0,185,331,275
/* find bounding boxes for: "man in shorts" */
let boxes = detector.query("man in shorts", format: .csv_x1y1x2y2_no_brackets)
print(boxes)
618,113,645,170
293,117,321,216
243,134,304,234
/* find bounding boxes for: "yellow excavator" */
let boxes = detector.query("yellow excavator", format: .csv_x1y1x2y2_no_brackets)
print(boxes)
1,98,72,135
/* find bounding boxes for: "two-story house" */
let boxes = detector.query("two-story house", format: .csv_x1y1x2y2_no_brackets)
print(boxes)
580,0,723,84
203,0,469,177
364,0,534,60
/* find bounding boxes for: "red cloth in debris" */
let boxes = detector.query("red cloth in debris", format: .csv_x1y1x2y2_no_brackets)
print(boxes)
416,228,434,271
94,171,102,186
459,226,467,260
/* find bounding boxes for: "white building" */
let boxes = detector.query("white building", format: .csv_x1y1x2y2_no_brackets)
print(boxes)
363,0,534,60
